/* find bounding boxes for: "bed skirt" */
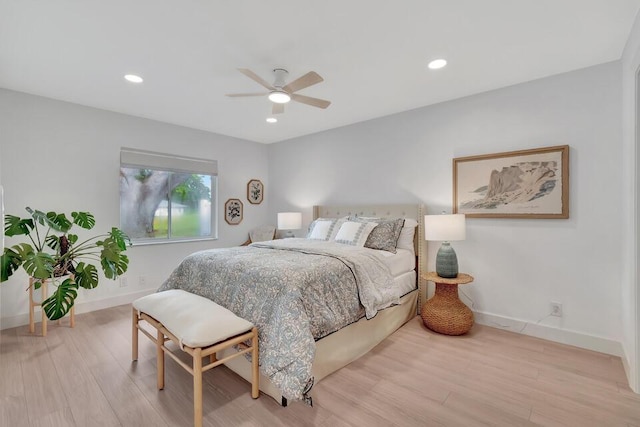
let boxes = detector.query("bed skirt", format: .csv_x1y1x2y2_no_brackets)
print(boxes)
219,289,418,404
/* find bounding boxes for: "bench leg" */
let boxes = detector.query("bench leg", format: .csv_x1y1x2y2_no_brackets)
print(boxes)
157,329,165,390
194,347,203,427
132,307,139,361
251,327,259,399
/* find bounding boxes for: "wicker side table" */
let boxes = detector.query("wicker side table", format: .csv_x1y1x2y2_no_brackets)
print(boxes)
421,272,474,336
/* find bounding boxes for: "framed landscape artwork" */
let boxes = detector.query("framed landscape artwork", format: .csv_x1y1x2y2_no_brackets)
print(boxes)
453,145,569,219
224,198,243,225
247,179,264,204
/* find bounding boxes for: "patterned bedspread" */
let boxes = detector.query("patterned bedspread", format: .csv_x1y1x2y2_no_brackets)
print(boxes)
157,238,398,401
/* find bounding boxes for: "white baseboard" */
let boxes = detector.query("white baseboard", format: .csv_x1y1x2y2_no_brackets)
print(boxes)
1,291,625,359
0,288,155,330
622,352,635,390
474,311,624,357
621,342,639,392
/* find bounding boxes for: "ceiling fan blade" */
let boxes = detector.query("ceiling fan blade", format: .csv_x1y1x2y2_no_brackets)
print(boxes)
238,68,275,90
283,71,323,93
272,103,285,114
291,93,331,109
225,92,269,97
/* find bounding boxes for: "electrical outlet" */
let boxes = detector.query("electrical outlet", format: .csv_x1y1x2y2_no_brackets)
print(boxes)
119,277,128,288
139,275,147,287
550,301,563,317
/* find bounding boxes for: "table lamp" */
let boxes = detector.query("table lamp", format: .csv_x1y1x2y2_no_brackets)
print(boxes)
424,213,466,278
277,212,302,238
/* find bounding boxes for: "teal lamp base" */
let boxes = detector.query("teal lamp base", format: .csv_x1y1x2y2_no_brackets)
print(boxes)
436,242,459,278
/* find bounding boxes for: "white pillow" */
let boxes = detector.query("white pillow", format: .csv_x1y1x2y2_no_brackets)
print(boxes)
328,218,347,240
334,221,378,246
396,218,418,252
307,219,336,240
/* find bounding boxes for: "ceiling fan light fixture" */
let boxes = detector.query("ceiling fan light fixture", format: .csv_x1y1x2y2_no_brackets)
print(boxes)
266,117,277,123
428,59,447,70
268,90,291,104
124,74,144,83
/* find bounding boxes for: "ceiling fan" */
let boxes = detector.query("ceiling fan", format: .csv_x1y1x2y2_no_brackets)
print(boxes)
226,68,331,114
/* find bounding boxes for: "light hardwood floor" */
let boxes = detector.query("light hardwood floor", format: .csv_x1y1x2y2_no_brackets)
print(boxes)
1,304,639,427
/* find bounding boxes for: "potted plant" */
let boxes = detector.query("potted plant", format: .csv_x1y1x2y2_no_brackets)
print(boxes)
1,207,130,320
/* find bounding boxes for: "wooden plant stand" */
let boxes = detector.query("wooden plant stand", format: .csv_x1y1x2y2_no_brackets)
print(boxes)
29,277,75,337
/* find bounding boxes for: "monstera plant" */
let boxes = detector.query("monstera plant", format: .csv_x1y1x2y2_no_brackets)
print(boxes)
1,207,130,320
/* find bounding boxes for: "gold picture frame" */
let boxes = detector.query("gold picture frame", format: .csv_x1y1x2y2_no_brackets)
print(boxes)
224,198,243,225
247,179,264,204
453,145,569,219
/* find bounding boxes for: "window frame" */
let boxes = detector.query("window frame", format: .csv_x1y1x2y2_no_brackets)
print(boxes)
120,148,218,246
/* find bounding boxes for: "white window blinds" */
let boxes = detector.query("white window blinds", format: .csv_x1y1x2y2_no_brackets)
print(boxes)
120,147,218,175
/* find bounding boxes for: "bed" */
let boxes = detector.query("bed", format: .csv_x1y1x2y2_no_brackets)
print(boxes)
159,204,427,406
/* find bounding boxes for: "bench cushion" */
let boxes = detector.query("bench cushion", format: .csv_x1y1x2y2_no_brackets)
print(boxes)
133,289,254,349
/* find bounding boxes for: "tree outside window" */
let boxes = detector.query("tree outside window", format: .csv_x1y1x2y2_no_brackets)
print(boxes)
120,168,216,243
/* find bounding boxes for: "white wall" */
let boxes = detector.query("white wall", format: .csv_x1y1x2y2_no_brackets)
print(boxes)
621,11,640,391
0,89,270,328
269,62,624,354
0,56,630,367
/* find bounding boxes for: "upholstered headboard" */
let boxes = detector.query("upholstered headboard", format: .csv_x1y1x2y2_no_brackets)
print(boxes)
312,204,427,312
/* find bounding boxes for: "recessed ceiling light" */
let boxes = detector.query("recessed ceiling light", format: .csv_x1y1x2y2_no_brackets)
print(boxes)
266,117,277,123
268,90,291,104
124,74,144,83
427,59,447,70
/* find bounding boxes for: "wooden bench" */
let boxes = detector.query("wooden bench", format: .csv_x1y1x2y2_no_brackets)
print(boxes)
132,289,259,427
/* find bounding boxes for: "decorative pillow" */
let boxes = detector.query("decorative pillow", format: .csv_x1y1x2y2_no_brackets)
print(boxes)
328,217,348,240
348,215,380,221
359,218,405,253
396,218,418,252
333,221,378,246
307,219,337,240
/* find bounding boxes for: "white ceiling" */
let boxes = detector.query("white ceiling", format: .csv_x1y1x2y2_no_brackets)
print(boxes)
1,1,639,144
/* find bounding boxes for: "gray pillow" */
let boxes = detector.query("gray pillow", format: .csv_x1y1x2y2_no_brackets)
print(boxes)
354,217,405,253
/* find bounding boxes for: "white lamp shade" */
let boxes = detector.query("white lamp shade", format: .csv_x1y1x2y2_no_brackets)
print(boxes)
277,212,302,230
424,214,466,241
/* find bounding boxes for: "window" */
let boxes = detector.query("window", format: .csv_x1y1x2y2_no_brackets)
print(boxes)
120,148,218,244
